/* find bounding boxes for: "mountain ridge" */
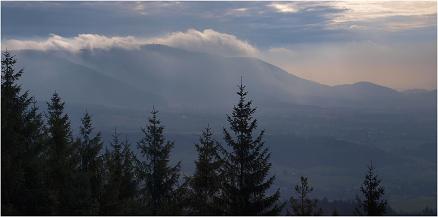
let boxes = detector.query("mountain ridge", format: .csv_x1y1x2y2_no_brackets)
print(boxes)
12,44,435,111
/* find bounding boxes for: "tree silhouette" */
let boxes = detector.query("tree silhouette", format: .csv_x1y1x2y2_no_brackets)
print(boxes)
288,176,322,216
188,126,224,215
219,79,282,215
74,112,104,214
45,92,79,214
100,129,139,215
137,108,183,215
1,50,49,214
354,162,387,216
120,136,141,213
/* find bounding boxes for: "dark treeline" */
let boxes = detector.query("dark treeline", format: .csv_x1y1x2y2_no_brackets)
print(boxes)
1,50,403,216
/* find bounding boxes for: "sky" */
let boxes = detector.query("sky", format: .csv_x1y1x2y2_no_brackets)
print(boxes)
1,1,437,90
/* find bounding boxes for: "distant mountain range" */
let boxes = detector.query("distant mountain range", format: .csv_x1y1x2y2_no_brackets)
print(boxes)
14,44,436,112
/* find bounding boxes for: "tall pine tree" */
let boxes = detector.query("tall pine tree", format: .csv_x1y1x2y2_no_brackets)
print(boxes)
74,112,104,214
100,129,139,215
354,162,387,216
120,135,141,214
45,92,78,214
219,79,282,215
1,51,49,215
189,126,224,215
137,108,182,215
287,176,322,216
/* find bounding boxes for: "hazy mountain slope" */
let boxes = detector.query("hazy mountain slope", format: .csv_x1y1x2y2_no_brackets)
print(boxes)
14,44,434,111
331,81,401,104
331,82,436,109
16,50,161,108
71,45,333,109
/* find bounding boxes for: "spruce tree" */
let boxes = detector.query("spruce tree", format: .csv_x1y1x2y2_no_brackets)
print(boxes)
100,130,139,215
354,163,387,216
120,135,140,214
1,51,49,214
287,176,322,216
100,129,123,215
219,79,282,215
189,126,224,215
137,108,182,215
74,112,104,214
45,92,78,214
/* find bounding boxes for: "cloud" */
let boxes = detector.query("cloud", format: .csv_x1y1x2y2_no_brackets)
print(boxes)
330,1,436,21
265,1,436,31
128,1,183,16
3,34,144,52
267,2,300,13
3,29,259,57
148,29,259,56
325,1,437,31
225,7,250,16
